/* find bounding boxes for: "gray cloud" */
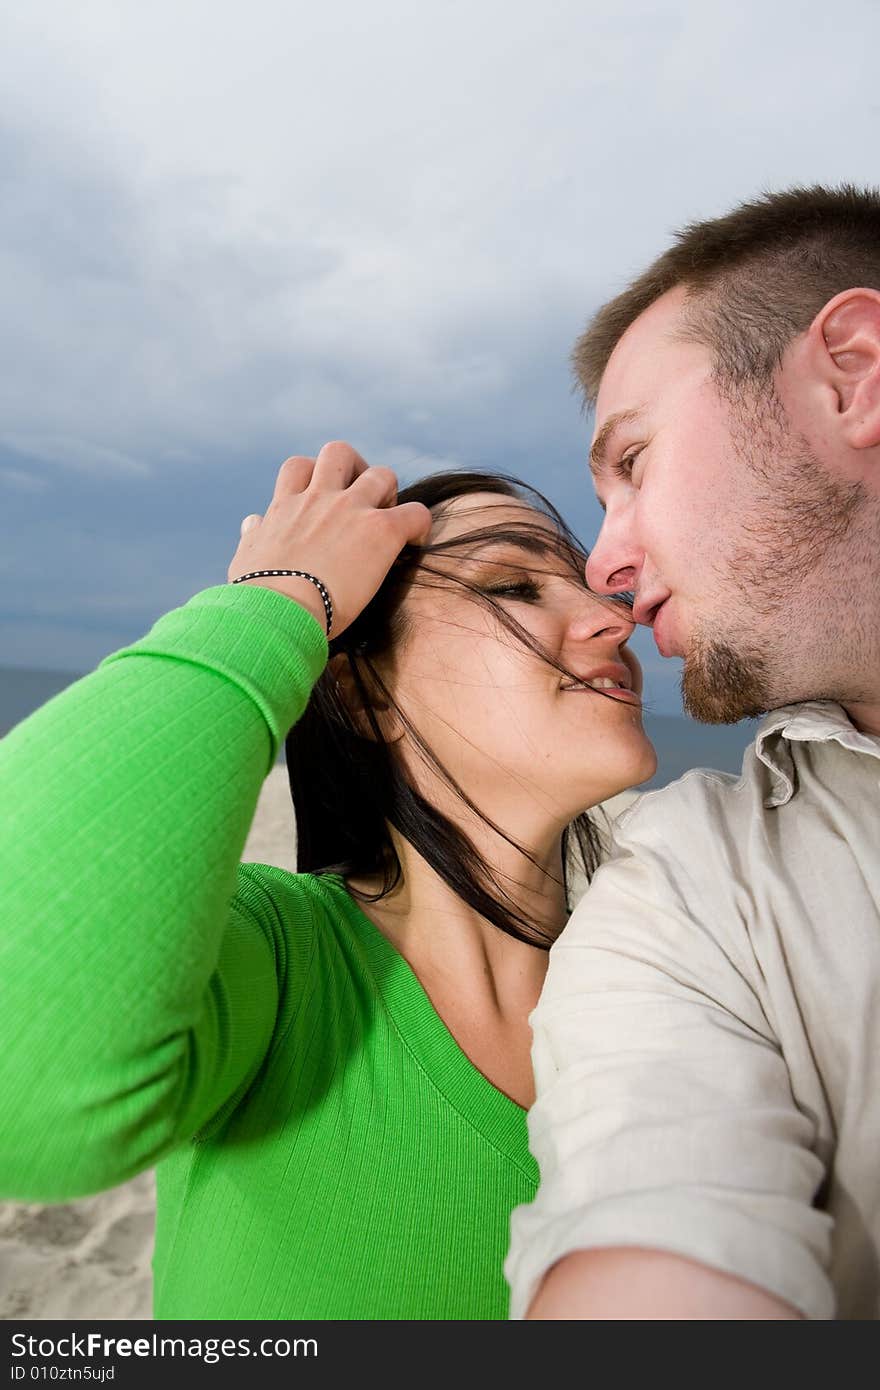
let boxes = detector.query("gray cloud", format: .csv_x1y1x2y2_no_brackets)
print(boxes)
1,0,878,713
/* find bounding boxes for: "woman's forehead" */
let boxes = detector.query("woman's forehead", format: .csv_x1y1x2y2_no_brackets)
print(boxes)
430,492,555,545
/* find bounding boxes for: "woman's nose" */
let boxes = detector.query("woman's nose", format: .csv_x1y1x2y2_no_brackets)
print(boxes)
568,594,635,645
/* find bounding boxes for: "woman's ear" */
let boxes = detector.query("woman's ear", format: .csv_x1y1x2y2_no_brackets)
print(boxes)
329,652,403,743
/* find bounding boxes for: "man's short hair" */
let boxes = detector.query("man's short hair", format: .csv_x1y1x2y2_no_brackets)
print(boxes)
574,184,880,406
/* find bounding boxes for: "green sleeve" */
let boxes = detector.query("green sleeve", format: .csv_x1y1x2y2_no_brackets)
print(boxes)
0,583,327,1201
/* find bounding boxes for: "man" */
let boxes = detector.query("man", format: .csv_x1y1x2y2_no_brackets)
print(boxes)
504,184,880,1320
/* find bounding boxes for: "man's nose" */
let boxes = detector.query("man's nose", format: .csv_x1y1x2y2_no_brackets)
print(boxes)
584,518,639,596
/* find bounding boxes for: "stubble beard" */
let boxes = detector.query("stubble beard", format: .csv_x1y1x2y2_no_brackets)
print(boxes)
681,631,772,723
679,380,866,724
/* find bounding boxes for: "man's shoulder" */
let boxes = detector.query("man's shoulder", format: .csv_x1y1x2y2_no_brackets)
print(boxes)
608,700,845,831
612,761,750,842
575,761,761,927
558,763,767,1014
616,700,871,836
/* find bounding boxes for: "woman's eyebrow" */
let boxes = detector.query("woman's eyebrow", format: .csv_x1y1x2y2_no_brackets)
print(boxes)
447,533,562,560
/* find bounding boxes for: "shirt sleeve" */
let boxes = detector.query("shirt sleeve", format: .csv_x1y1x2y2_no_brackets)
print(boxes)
0,583,327,1201
505,788,836,1321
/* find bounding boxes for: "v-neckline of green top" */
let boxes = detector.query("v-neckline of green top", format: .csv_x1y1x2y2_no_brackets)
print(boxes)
313,872,536,1177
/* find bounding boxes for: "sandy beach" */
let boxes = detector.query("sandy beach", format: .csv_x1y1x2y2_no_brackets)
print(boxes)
0,769,637,1322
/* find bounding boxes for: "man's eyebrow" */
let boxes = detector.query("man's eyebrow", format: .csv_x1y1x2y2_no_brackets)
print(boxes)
589,409,644,478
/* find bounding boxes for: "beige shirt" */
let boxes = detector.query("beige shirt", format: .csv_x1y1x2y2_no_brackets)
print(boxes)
506,702,880,1320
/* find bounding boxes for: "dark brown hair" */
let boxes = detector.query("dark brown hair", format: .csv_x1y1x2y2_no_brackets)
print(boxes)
573,183,880,404
286,469,632,950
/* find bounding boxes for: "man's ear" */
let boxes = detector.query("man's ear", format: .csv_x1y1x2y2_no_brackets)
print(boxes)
813,289,880,449
329,652,403,743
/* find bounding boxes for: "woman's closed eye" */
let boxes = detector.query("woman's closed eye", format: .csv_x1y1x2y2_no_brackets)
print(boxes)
484,577,542,601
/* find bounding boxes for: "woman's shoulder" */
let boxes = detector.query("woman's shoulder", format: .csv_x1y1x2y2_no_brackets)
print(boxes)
232,862,353,933
229,866,360,1001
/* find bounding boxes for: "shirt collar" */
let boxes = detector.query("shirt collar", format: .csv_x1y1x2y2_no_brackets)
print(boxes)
754,701,880,808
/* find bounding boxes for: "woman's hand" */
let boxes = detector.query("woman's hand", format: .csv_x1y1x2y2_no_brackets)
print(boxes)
227,441,432,638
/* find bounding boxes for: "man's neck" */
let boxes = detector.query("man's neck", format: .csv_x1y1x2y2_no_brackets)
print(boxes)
842,698,880,737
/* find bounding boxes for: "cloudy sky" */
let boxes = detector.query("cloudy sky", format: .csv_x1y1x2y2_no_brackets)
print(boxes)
2,0,877,714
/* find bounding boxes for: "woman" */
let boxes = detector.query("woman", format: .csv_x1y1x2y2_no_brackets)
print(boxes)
0,441,656,1319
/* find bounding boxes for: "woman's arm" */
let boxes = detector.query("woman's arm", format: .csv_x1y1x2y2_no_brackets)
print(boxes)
0,581,327,1200
0,443,432,1202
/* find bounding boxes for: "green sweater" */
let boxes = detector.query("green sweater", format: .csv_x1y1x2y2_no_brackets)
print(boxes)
0,583,538,1320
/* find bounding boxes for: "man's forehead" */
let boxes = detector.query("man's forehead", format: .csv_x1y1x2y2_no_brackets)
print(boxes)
615,283,690,353
600,283,689,383
595,284,691,413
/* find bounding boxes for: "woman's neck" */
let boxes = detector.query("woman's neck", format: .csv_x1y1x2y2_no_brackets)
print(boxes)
346,830,567,1022
345,827,573,1108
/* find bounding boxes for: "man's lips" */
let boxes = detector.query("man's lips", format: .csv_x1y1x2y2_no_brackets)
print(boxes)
652,598,678,658
632,592,677,655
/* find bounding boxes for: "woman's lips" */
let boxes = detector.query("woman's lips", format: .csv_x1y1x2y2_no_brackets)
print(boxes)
562,686,642,706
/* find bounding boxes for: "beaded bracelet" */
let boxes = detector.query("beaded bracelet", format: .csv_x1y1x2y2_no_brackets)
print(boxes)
230,569,333,635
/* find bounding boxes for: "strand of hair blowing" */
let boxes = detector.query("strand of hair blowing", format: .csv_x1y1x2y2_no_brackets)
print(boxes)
285,468,607,949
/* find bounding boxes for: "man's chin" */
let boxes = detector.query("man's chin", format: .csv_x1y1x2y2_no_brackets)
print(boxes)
681,684,761,724
681,641,771,725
